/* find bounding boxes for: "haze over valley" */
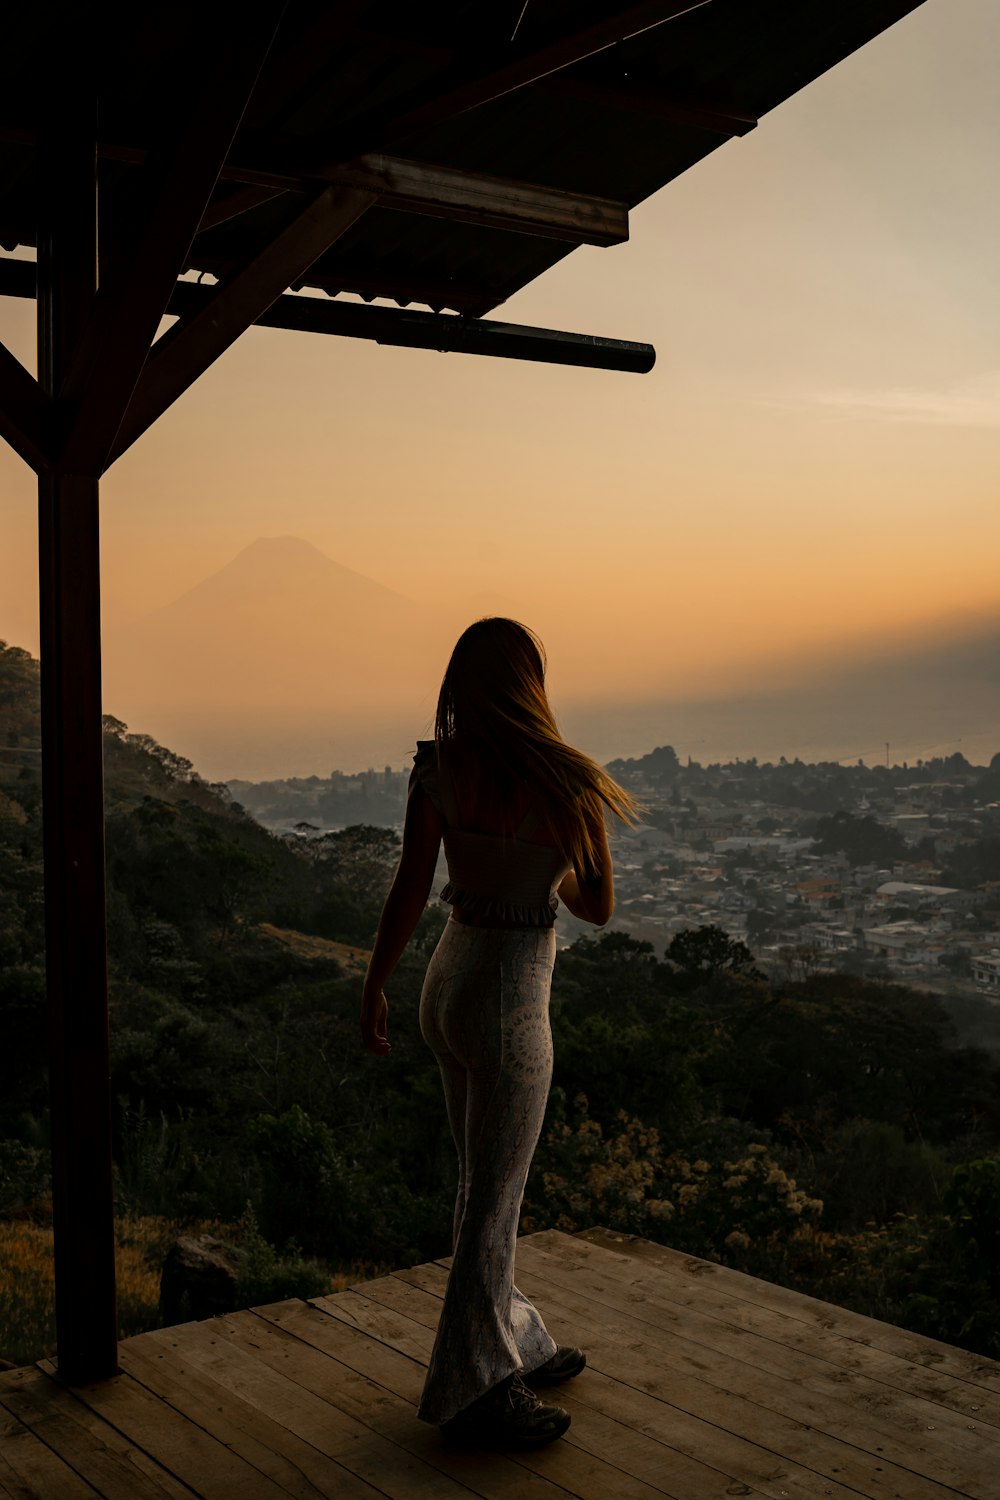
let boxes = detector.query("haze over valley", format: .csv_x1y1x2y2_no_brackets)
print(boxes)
100,535,1000,781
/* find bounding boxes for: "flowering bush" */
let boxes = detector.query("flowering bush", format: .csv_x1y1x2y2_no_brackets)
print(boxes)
524,1096,822,1275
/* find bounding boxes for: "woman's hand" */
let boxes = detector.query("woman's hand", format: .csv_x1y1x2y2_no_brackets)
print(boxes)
559,796,615,925
360,984,391,1056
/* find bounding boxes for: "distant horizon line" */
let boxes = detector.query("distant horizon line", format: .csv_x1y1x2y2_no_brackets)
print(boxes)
224,746,999,786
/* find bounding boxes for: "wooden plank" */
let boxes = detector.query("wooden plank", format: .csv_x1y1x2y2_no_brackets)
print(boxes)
107,186,375,466
541,1233,1000,1428
233,1304,580,1500
511,1238,1000,1451
361,1265,963,1500
130,1326,464,1500
489,1273,965,1500
253,1298,787,1500
117,1338,380,1500
308,1293,676,1500
38,1360,289,1500
501,1255,996,1499
0,1366,190,1499
345,1276,441,1332
575,1228,1000,1391
318,1283,869,1500
309,1291,433,1363
59,5,287,477
0,1405,98,1499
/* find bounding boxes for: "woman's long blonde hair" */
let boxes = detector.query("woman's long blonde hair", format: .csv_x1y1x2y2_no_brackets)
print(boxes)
434,618,637,874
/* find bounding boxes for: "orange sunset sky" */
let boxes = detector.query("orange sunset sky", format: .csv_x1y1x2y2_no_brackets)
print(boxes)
1,0,999,778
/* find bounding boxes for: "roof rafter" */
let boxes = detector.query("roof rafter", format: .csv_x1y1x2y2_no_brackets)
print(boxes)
197,183,287,234
58,5,288,477
318,0,714,159
0,336,46,471
280,154,628,245
106,187,376,467
0,127,631,247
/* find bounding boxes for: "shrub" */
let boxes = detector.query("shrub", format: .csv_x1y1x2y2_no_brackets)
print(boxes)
525,1097,822,1277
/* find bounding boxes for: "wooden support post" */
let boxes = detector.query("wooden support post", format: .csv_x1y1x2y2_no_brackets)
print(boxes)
37,73,118,1384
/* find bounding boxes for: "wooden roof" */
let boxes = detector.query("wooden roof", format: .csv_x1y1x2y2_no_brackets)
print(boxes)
0,2,926,473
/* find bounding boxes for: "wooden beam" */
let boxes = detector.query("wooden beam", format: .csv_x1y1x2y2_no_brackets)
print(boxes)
58,6,287,477
0,338,47,471
1,127,637,243
197,182,287,233
321,155,628,245
54,136,631,245
107,187,375,466
316,0,714,158
162,280,656,374
184,6,378,236
143,147,631,244
36,65,117,1387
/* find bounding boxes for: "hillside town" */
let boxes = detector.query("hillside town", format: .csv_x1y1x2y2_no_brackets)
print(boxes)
601,747,1000,1001
231,746,1000,1003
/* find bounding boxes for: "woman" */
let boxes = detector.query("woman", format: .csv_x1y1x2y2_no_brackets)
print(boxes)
360,618,635,1449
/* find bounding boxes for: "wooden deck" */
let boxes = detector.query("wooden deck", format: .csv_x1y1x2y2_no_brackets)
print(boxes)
2,1227,998,1499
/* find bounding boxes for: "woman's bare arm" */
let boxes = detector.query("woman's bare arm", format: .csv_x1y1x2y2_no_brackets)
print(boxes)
360,782,443,1055
558,802,614,926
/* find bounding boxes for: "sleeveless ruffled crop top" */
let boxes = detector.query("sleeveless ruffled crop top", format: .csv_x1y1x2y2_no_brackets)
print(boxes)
411,741,571,928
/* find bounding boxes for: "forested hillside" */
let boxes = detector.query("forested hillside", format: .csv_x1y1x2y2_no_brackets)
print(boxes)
3,640,1000,1369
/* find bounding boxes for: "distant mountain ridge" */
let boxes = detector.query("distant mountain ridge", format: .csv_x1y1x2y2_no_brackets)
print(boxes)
563,618,1000,771
100,536,1000,779
148,536,417,620
101,535,457,778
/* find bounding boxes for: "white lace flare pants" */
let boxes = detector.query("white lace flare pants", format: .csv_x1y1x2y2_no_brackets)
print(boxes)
416,918,558,1425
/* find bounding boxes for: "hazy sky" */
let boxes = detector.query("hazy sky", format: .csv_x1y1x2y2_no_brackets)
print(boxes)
1,0,999,771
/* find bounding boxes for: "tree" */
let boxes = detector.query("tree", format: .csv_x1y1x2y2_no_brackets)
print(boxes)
813,811,905,866
746,908,779,947
553,932,662,1020
666,926,762,987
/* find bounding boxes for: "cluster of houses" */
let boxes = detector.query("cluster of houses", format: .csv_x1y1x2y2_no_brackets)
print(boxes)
234,749,1000,1001
600,763,1000,1000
